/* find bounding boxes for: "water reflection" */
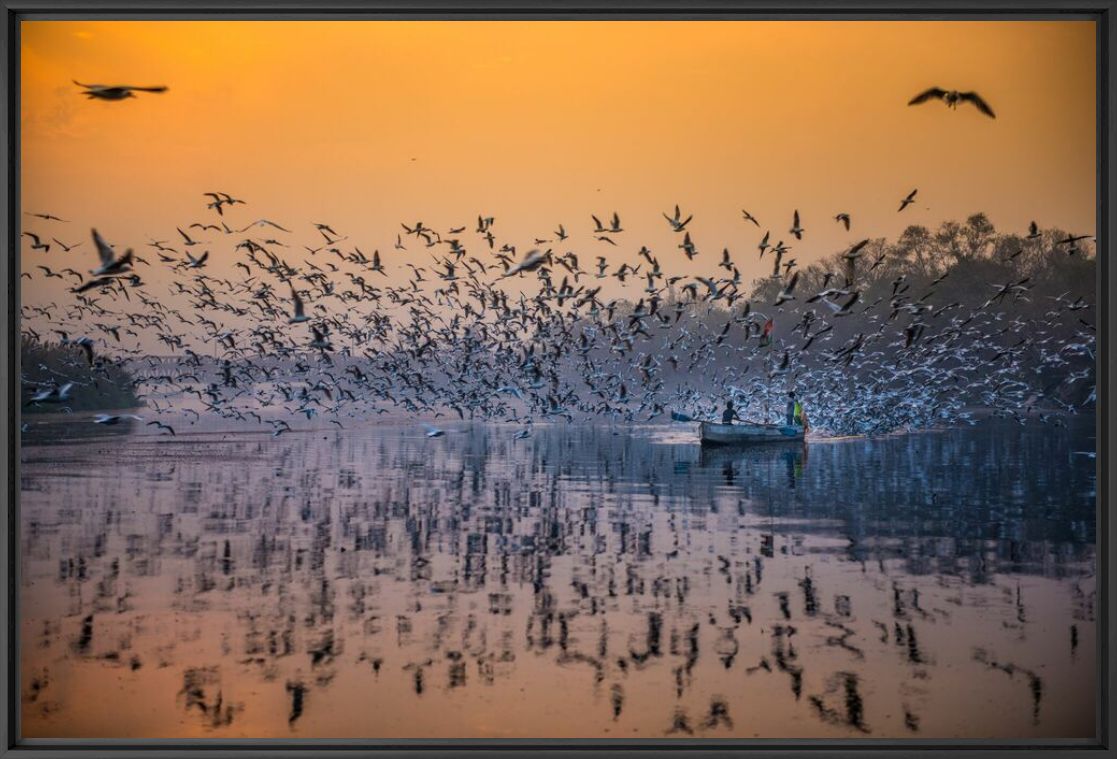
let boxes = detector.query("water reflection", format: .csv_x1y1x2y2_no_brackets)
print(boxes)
20,418,1096,739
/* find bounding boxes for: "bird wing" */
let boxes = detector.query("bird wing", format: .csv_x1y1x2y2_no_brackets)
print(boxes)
908,87,947,105
958,91,995,118
126,86,168,93
847,239,870,256
92,228,115,266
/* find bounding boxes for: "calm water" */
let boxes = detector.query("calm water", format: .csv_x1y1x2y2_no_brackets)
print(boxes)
19,416,1097,739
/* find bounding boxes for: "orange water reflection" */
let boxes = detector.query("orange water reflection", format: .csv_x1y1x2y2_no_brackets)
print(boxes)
20,418,1096,738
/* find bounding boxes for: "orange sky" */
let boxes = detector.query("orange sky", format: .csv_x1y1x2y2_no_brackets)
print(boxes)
20,20,1097,304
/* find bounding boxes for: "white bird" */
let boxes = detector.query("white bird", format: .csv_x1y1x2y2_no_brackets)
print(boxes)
663,205,693,232
93,414,143,425
183,250,209,269
90,229,134,276
500,249,550,279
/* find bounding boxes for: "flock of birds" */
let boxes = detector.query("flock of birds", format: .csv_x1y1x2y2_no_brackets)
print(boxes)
16,81,1095,438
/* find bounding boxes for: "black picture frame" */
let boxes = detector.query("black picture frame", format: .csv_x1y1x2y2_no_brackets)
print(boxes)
1,2,1112,757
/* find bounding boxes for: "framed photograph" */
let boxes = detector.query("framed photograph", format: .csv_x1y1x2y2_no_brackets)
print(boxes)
2,2,1113,757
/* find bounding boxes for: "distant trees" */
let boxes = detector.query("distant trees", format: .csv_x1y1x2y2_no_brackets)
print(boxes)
744,216,1095,413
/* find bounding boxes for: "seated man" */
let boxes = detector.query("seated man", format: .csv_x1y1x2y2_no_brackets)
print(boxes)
722,400,739,425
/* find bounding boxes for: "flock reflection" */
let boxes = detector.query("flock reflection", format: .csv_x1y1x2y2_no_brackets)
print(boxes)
20,418,1096,739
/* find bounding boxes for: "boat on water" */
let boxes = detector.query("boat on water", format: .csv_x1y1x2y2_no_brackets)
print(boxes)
699,421,805,446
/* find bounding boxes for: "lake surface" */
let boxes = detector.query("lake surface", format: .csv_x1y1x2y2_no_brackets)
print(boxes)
19,416,1097,739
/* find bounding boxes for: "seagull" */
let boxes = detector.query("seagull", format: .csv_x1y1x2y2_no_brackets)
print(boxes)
52,238,82,252
679,232,698,260
74,80,168,100
203,191,246,215
824,290,861,316
288,282,310,323
757,231,770,257
236,218,292,234
908,87,995,119
774,271,800,306
500,249,550,279
147,420,176,436
789,210,804,240
90,229,133,276
25,212,69,222
183,250,209,269
663,205,693,232
26,382,74,405
1026,221,1041,240
93,414,143,425
22,232,50,252
422,424,445,438
73,336,95,365
898,189,918,212
741,209,760,227
309,325,333,351
834,213,851,231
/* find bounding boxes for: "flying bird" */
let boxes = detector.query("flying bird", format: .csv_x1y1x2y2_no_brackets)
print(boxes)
25,211,69,222
789,210,804,240
288,282,310,323
907,87,995,119
898,189,918,212
90,229,134,276
663,205,693,232
22,232,50,252
74,80,168,100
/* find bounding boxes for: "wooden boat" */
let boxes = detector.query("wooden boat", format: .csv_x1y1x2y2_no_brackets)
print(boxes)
699,421,805,445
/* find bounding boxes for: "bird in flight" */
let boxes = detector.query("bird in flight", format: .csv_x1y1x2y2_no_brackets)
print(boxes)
663,205,693,232
90,228,133,276
25,211,68,222
789,210,804,240
22,232,50,252
898,189,918,212
907,87,995,119
74,80,168,101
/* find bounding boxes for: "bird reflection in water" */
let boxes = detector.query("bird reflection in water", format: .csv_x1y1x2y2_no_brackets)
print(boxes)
19,417,1095,739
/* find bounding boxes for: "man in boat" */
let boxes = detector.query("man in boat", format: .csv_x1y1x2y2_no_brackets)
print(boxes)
788,393,809,431
722,399,740,425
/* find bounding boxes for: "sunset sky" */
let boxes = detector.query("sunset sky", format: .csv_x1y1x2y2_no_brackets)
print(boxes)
20,20,1097,309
